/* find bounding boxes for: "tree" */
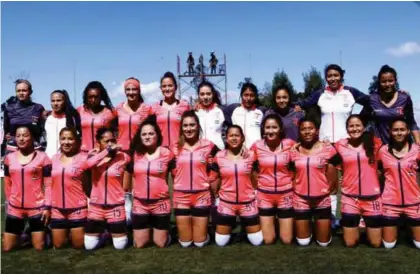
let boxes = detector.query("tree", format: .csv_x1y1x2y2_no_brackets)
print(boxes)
258,70,296,109
9,70,30,83
237,77,252,90
368,75,378,94
302,66,325,98
298,66,326,126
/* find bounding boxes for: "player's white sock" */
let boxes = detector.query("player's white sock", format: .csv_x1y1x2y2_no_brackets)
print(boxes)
413,239,420,249
330,195,337,217
296,235,312,246
194,234,210,248
317,237,332,247
247,231,263,246
125,192,132,225
112,236,128,250
215,233,230,247
84,235,100,250
382,239,397,249
179,239,193,248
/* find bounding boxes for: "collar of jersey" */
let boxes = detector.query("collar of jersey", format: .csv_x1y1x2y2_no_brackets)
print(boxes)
325,85,344,94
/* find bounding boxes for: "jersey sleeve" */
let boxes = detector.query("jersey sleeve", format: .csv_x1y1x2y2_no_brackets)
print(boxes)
349,87,370,107
221,103,240,126
296,89,322,109
404,95,419,131
83,149,110,170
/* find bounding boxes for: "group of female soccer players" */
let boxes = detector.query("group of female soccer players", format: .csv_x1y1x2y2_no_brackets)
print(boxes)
2,64,420,252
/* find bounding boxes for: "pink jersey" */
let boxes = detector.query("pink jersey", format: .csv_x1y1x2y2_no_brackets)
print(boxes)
171,139,218,192
116,102,152,151
129,147,174,201
151,100,190,148
90,152,131,206
50,149,109,209
250,139,296,193
4,151,52,209
290,143,338,198
378,144,420,207
77,106,117,152
334,138,382,198
213,150,257,204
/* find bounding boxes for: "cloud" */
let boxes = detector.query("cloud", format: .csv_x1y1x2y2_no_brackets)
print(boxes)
386,42,420,57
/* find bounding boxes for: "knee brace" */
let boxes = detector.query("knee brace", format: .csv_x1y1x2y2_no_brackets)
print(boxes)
84,235,100,250
247,231,263,246
413,239,420,249
112,236,128,250
215,233,230,247
296,235,312,246
382,240,397,249
194,234,210,248
317,237,332,247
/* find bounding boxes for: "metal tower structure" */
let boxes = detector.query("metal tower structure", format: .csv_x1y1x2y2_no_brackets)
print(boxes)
177,52,228,104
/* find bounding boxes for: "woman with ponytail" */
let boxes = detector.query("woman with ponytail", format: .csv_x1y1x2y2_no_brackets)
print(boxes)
45,90,81,158
332,115,383,248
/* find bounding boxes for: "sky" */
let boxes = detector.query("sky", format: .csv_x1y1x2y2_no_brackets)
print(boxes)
1,1,420,116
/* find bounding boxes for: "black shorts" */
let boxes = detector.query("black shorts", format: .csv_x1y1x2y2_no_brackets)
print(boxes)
294,207,331,220
5,215,45,235
131,214,171,230
340,213,382,228
258,207,294,219
216,213,260,228
85,220,127,234
174,207,210,217
50,218,86,230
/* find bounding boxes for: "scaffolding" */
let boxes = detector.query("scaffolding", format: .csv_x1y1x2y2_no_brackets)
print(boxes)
177,52,228,104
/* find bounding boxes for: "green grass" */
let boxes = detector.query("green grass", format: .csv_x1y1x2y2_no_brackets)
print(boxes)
2,179,420,274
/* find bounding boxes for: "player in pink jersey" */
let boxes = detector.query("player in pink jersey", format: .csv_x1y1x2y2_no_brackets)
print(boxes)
115,77,152,226
210,125,263,247
333,115,383,248
77,81,117,152
127,118,174,248
3,125,51,252
250,114,296,245
289,117,339,247
84,128,131,250
49,127,118,249
151,71,190,148
377,118,420,249
171,110,219,248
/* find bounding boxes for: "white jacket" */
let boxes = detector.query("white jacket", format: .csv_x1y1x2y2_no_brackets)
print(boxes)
230,105,264,149
196,105,225,149
45,114,67,158
298,86,370,143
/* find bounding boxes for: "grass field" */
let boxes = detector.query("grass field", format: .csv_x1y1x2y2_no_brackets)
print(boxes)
1,179,420,273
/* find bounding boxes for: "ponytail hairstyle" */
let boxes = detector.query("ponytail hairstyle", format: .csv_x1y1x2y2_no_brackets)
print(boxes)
346,114,376,164
51,89,80,129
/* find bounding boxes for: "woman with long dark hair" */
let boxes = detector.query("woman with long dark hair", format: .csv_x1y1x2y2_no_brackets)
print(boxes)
250,114,296,245
77,81,116,152
45,89,81,158
3,125,51,252
333,115,382,247
128,118,174,248
378,118,420,249
151,72,190,149
171,110,219,248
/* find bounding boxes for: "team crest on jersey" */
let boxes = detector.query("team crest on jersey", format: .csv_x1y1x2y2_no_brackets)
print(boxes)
244,161,252,174
31,167,42,180
396,107,404,116
292,118,299,126
72,167,83,177
316,157,326,168
115,164,125,177
199,152,207,164
407,160,418,176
